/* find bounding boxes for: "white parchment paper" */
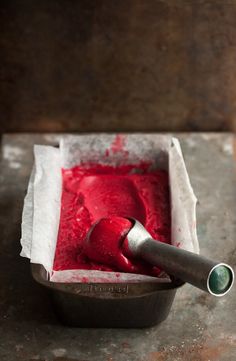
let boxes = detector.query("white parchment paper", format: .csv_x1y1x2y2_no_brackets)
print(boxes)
20,134,199,283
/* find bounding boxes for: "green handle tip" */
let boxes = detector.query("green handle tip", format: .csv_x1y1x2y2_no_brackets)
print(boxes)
209,265,233,295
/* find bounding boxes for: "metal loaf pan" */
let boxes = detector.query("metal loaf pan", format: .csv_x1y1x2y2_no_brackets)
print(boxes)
32,264,184,328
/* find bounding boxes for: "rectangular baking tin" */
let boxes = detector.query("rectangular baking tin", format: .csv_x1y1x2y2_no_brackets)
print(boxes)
30,135,187,328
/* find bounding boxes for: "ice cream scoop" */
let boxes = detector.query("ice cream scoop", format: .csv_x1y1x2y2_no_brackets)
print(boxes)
86,217,234,296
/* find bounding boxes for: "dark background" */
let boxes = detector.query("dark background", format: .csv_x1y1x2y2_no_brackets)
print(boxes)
1,0,236,133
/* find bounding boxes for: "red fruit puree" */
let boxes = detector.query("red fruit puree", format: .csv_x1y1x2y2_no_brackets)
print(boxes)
86,217,135,273
53,163,171,277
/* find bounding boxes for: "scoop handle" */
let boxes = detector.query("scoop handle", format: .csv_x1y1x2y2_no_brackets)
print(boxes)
138,238,234,296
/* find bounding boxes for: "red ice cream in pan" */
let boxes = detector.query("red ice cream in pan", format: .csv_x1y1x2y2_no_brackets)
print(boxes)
53,162,171,277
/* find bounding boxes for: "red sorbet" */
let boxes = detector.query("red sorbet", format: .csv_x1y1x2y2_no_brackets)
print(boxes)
53,163,171,276
85,217,135,273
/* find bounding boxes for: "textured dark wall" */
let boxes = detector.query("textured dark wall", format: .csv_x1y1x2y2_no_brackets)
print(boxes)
1,0,236,132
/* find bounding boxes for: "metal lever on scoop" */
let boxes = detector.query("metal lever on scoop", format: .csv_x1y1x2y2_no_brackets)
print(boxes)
127,219,234,296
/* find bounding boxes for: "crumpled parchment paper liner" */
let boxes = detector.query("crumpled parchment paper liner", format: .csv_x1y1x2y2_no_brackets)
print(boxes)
21,145,62,272
20,134,199,283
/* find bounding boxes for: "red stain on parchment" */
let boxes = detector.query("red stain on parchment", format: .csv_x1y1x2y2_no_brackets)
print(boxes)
110,134,127,154
105,134,129,157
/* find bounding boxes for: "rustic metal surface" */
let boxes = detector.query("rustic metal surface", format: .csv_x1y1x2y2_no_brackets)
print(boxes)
1,1,236,133
0,133,235,361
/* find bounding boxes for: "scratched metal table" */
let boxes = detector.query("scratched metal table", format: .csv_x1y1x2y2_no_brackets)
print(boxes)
0,133,235,361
